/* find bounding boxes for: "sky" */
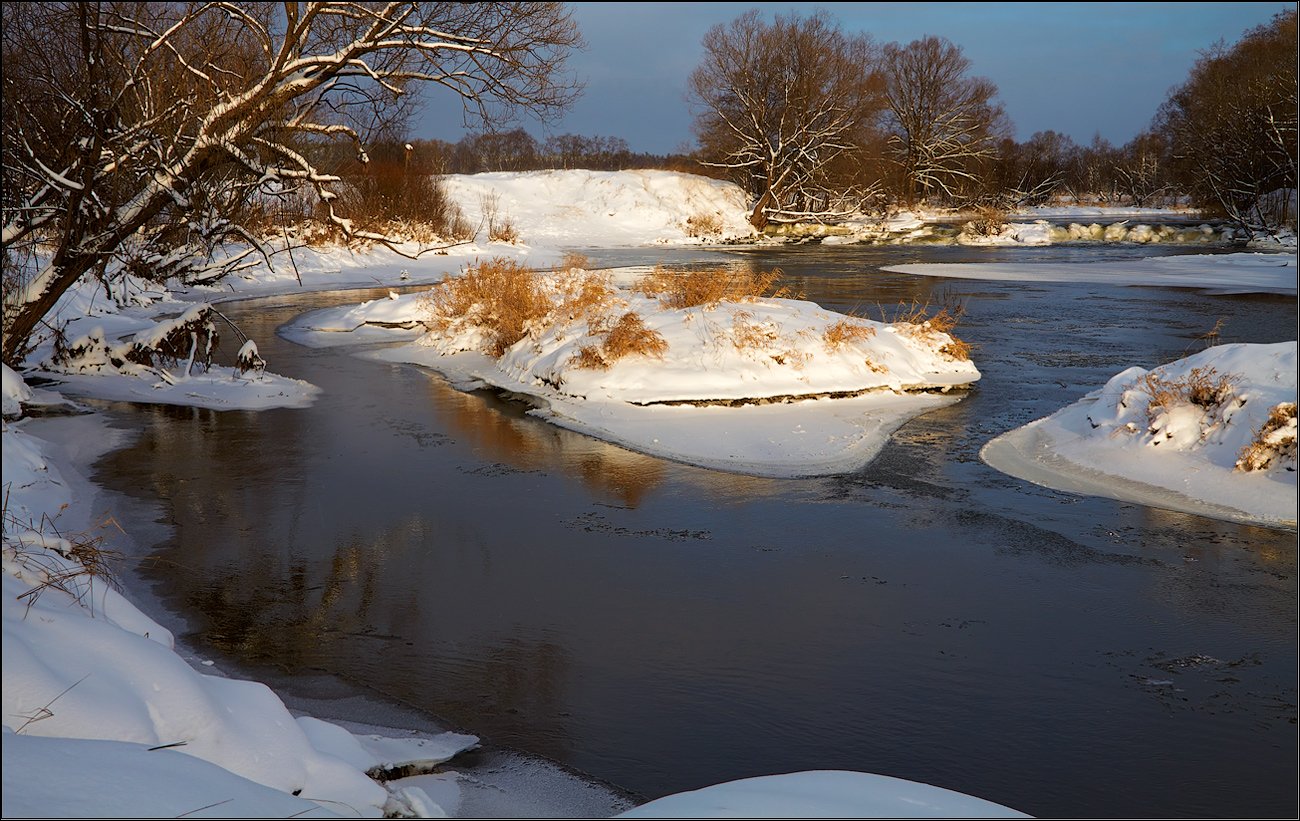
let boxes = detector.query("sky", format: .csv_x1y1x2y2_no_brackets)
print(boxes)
413,1,1294,154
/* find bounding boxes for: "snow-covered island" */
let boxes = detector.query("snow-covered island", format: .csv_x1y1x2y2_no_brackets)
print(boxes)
286,257,980,477
983,342,1297,528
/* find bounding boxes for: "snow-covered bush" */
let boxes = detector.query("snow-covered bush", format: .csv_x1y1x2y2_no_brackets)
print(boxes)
47,305,219,379
1237,401,1297,471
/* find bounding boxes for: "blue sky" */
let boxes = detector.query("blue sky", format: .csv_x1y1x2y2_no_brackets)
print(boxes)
414,2,1294,153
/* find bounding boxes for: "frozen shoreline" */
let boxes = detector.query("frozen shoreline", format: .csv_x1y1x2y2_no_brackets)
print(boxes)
4,170,1291,817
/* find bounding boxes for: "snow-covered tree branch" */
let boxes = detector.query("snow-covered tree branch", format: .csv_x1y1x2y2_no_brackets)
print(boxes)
1,2,582,365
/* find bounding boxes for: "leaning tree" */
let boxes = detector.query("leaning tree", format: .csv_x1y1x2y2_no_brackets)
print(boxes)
1,2,582,366
688,10,884,230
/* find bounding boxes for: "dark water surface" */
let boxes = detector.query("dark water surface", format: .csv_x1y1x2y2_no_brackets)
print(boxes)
96,244,1297,818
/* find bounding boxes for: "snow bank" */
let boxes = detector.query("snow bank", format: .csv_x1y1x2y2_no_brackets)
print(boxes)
617,771,1029,818
1,420,474,817
2,734,339,818
287,268,978,478
2,364,33,419
982,342,1297,528
444,169,757,247
885,252,1297,295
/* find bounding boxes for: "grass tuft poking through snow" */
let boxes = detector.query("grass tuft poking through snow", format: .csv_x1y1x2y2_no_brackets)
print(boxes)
1140,366,1238,425
1237,401,1297,472
573,311,668,370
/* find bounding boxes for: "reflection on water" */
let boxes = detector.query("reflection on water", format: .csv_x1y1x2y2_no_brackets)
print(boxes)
95,244,1297,819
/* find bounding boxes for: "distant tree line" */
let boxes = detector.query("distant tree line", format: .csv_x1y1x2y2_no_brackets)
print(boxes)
686,8,1296,232
402,129,702,175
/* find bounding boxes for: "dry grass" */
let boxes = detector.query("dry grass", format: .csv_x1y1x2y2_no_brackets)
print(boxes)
572,311,668,370
684,212,725,238
1236,401,1296,472
1140,366,1238,423
552,268,617,324
423,258,550,356
636,265,790,309
3,498,122,617
885,298,971,361
729,311,780,352
822,319,876,352
488,217,520,243
555,252,592,272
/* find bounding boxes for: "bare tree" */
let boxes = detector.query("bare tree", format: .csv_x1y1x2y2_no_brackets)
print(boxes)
1113,131,1171,208
881,35,1007,205
2,2,581,366
688,10,883,230
1157,9,1297,236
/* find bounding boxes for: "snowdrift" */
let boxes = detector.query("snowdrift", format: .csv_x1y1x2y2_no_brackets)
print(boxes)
983,342,1297,528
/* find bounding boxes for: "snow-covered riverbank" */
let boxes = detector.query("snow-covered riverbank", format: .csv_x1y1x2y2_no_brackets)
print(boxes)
3,169,1293,817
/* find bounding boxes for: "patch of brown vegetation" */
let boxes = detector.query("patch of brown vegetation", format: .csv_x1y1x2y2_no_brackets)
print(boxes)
572,311,668,370
886,299,971,362
1236,401,1297,472
553,269,617,325
684,212,724,238
822,319,875,352
1140,366,1238,423
635,265,791,309
423,258,549,356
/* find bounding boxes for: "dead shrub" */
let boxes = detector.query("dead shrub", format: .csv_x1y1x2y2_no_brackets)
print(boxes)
885,298,971,362
1236,402,1296,472
553,269,617,324
603,311,668,362
574,311,668,369
481,191,520,243
823,319,876,352
636,265,790,309
489,216,520,243
684,212,725,238
1140,366,1238,423
424,258,550,356
572,344,609,370
964,205,1010,237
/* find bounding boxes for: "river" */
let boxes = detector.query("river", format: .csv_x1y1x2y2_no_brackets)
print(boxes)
93,243,1297,818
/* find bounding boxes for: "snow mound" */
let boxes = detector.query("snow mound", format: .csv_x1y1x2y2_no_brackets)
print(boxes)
983,342,1297,528
443,169,757,246
3,364,33,418
286,264,978,477
617,770,1030,818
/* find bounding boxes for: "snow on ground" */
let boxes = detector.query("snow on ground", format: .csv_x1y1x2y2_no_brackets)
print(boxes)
885,252,1297,295
7,170,1285,816
617,771,1030,818
982,342,1297,529
285,270,979,478
444,169,757,247
2,392,478,817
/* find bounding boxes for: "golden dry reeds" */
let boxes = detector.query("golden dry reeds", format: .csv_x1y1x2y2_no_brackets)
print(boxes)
423,258,550,356
572,311,668,370
1236,401,1296,472
635,265,790,309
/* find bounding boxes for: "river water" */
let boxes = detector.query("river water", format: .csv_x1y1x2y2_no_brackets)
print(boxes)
94,243,1296,818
